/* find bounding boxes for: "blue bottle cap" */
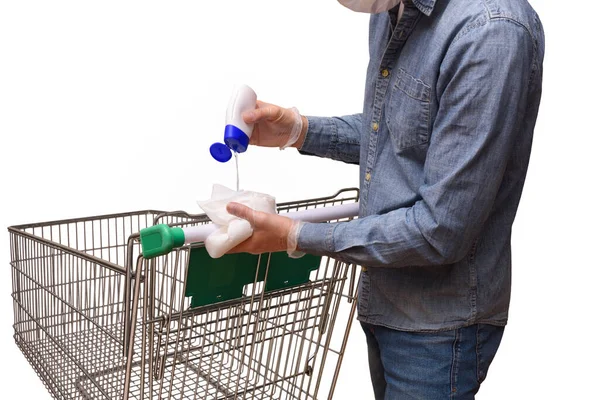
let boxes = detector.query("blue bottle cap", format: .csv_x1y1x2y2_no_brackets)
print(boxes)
210,142,232,163
224,124,250,153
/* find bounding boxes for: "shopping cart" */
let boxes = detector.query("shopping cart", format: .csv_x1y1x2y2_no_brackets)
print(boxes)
8,188,360,400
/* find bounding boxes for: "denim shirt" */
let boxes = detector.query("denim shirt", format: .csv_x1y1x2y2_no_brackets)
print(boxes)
297,0,545,332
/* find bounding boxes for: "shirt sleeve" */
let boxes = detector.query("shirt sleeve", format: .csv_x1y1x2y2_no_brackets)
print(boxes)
297,20,537,267
298,114,362,165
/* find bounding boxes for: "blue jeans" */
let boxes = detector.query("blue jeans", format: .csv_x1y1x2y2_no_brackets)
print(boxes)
360,322,504,400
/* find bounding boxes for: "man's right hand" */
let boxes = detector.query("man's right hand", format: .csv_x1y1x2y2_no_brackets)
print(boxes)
242,100,308,149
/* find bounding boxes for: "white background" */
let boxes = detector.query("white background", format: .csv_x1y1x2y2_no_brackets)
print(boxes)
0,0,598,398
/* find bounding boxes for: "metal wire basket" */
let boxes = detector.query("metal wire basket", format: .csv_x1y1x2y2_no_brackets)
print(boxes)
8,188,360,399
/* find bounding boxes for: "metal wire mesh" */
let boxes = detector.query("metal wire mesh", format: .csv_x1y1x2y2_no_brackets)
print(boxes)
9,189,360,400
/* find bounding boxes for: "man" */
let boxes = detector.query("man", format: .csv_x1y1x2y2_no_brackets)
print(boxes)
226,0,545,398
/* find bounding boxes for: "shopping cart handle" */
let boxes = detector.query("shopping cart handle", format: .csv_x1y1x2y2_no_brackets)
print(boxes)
139,224,186,259
140,202,359,259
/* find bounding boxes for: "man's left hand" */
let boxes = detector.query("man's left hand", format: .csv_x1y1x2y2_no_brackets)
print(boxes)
225,202,295,255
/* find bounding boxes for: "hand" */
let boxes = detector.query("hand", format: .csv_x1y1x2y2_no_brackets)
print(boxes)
225,202,297,255
242,100,308,149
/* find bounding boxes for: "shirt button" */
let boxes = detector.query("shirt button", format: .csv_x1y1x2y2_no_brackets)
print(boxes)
381,69,389,77
365,172,371,181
372,122,379,131
361,266,368,272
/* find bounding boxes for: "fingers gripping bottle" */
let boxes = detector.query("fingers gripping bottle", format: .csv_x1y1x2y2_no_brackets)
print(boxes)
210,84,257,162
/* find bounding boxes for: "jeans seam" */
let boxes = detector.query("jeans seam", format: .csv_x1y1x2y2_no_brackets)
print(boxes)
475,324,485,385
476,324,482,384
450,328,460,399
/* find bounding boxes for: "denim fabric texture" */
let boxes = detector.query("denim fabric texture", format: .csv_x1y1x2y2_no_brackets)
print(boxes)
360,322,504,399
297,0,545,332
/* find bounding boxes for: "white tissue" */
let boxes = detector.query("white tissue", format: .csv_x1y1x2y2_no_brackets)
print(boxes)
197,184,276,258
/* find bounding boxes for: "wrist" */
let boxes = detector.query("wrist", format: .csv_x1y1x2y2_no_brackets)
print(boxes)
293,115,308,149
287,221,305,259
280,107,304,150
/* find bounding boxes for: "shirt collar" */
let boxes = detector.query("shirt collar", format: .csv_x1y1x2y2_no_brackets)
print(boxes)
407,0,438,16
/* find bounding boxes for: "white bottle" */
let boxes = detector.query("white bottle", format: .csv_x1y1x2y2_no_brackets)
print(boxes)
210,84,257,162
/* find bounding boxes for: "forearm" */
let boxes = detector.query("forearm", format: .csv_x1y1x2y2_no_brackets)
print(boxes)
298,114,362,165
297,203,470,268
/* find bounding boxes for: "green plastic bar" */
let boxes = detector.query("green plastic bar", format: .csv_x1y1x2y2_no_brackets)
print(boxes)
140,224,185,259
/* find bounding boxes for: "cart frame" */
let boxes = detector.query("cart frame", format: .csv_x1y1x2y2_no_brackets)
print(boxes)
8,188,360,400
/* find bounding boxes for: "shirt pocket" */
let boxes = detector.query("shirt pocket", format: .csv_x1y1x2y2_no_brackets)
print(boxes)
385,68,432,152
